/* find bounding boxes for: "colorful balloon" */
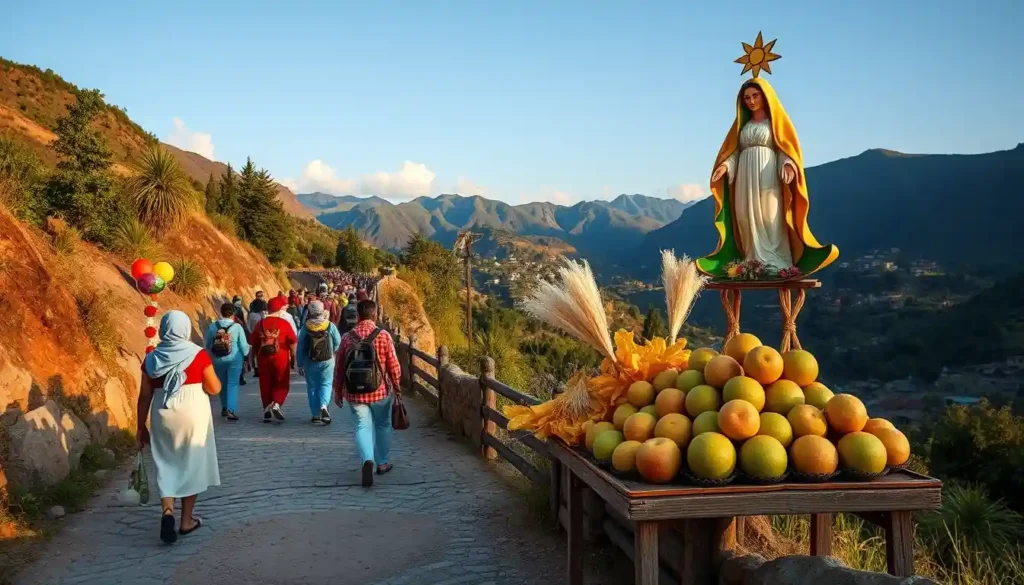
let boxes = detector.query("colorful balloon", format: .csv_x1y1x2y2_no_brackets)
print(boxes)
144,327,157,338
131,258,153,280
153,261,175,283
136,273,166,295
148,275,166,294
143,305,158,318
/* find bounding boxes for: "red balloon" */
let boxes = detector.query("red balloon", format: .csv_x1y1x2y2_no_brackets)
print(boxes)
144,305,158,317
144,327,157,338
145,346,155,354
131,259,153,280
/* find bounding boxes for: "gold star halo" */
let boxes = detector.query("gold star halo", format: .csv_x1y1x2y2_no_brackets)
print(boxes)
735,32,781,78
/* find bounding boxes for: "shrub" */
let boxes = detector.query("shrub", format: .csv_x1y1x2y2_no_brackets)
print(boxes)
169,258,207,300
74,289,122,360
918,483,1024,559
50,223,80,256
113,216,160,260
208,212,238,237
127,147,196,228
78,444,115,472
0,133,46,223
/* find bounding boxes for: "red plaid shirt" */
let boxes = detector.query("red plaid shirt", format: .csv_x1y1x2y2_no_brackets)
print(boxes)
334,320,401,404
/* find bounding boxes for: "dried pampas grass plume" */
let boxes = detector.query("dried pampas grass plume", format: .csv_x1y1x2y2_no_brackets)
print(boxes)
661,250,708,344
519,259,616,362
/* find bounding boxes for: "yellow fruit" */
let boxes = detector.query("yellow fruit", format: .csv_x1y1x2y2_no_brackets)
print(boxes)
654,413,692,449
764,380,805,415
825,394,869,434
782,349,819,386
692,411,721,436
612,404,638,430
718,399,760,441
685,385,721,417
688,348,719,372
585,422,615,451
872,428,911,466
837,432,887,474
790,435,839,475
862,418,896,435
724,333,762,364
740,435,788,479
655,387,687,418
612,440,643,473
757,412,794,447
623,412,657,443
653,369,680,392
675,370,705,392
687,432,737,479
788,404,829,438
743,346,784,385
627,381,656,408
640,405,659,418
581,420,594,436
802,381,834,409
636,437,682,483
593,430,625,462
722,376,766,411
704,355,744,388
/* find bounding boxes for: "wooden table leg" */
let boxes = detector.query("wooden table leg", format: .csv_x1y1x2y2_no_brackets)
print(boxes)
567,472,585,585
680,519,713,585
883,511,914,578
634,521,659,585
735,516,745,546
810,513,833,557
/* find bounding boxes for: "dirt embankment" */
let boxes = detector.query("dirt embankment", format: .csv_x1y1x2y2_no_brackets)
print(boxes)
0,205,284,490
377,275,437,374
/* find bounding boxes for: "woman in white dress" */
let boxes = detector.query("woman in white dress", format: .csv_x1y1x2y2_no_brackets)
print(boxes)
137,310,222,544
697,77,838,279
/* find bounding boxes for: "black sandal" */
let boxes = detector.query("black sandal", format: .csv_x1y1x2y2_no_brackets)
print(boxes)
178,516,203,535
361,461,374,487
160,514,177,544
376,463,393,475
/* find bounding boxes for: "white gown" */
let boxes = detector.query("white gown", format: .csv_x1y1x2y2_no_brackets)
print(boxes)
150,380,220,498
722,119,794,270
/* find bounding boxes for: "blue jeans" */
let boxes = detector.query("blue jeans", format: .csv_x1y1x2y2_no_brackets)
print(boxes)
304,360,335,417
214,359,243,412
349,393,394,465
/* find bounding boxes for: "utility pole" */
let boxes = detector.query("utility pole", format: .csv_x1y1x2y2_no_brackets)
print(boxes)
454,231,482,355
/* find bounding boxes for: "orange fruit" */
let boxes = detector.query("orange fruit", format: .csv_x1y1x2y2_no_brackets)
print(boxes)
837,432,887,474
652,368,680,392
686,432,736,479
718,399,761,441
782,349,819,386
764,379,805,415
872,428,911,466
743,346,784,385
722,376,766,411
704,355,744,388
862,418,896,435
802,381,834,409
655,388,687,418
688,348,718,372
612,404,638,430
636,437,683,483
586,422,616,451
790,435,839,475
623,412,657,443
757,412,794,447
654,413,692,450
626,381,656,408
685,385,721,417
825,394,869,434
787,404,828,438
724,333,762,364
611,440,643,473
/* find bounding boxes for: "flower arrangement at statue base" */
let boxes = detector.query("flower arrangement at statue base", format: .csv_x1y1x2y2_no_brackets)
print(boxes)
723,259,801,281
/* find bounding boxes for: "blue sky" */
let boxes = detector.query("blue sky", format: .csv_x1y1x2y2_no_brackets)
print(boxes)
2,0,1020,204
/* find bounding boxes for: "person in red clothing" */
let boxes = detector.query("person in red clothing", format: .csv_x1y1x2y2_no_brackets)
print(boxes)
334,299,402,487
250,295,298,422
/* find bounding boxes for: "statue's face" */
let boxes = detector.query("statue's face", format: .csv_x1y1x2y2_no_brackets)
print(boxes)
742,86,764,112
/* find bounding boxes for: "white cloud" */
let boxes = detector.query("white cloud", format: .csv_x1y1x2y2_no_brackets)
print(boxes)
454,176,488,196
551,190,574,205
361,161,436,199
666,183,706,203
281,159,356,195
165,117,215,160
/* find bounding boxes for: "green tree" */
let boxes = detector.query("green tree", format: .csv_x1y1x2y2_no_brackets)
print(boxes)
128,147,196,227
642,306,668,340
335,227,376,272
203,172,220,215
218,163,240,219
236,158,293,263
42,89,126,244
0,134,46,223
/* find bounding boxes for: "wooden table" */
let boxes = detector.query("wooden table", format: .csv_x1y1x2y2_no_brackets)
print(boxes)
549,442,942,585
705,279,820,352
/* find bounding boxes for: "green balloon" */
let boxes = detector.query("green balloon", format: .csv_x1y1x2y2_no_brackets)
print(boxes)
148,274,166,294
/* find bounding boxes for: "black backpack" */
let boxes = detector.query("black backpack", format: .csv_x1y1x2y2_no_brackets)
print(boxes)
307,328,332,362
211,324,234,357
343,328,383,394
342,305,358,330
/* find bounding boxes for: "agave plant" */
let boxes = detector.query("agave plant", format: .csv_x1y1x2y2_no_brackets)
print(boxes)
169,258,208,300
113,216,160,260
918,483,1024,559
128,147,196,228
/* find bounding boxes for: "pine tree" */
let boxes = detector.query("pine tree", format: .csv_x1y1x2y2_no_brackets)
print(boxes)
335,227,376,272
642,306,668,341
218,163,240,219
203,172,220,215
236,158,293,263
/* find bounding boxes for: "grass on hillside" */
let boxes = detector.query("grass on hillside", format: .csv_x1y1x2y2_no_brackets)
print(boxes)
169,258,207,300
112,216,161,261
73,289,123,361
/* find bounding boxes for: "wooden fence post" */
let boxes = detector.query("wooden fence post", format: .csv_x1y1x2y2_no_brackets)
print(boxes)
406,334,417,396
437,345,449,420
550,384,564,522
479,356,497,460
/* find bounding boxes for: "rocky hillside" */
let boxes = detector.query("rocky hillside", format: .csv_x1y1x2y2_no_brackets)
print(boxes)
0,58,310,218
0,204,284,490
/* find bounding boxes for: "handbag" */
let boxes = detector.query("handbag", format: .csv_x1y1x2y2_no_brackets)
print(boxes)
131,450,150,504
391,392,410,430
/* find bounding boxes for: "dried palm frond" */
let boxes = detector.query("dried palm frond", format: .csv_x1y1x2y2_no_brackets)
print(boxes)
661,250,707,344
504,370,604,444
519,259,616,362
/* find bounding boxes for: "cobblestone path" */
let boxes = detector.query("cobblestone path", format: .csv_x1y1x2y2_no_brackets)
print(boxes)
12,373,615,585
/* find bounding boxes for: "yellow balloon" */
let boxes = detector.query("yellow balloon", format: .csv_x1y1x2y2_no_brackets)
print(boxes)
153,261,175,283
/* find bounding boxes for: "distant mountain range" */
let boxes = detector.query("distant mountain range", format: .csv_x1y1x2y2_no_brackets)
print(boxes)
629,144,1024,276
300,192,691,255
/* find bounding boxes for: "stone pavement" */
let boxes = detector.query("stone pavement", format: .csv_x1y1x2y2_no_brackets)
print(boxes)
11,373,619,585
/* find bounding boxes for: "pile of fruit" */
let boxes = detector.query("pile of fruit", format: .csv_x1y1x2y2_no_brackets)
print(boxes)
580,333,912,485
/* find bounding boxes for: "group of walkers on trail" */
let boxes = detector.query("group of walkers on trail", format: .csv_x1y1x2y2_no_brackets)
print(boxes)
136,274,399,544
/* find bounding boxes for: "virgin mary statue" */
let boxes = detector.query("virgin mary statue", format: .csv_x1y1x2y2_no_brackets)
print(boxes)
696,76,838,280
